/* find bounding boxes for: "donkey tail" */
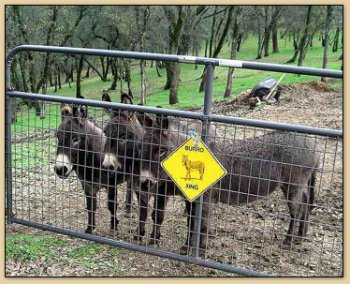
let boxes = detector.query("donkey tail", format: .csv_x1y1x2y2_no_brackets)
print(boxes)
308,170,316,211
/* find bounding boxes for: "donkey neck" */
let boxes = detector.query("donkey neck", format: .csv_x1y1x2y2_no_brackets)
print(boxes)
75,120,106,180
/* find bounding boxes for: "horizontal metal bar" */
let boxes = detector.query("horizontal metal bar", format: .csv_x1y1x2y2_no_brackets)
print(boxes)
210,114,343,138
9,217,269,277
7,90,204,119
6,45,343,78
7,91,343,138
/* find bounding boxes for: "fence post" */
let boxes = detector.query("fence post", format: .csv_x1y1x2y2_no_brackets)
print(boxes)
192,63,214,258
5,56,14,224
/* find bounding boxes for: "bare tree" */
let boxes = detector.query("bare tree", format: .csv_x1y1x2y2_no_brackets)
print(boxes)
162,6,184,104
199,6,234,92
224,8,241,98
321,6,334,82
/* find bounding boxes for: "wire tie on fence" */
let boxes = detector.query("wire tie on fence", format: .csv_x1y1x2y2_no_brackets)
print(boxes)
187,130,199,146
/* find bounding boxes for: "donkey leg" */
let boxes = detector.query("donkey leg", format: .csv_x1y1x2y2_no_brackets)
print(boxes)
107,187,119,232
297,191,311,242
298,173,316,240
180,199,209,257
150,184,169,244
133,186,149,242
85,189,97,234
282,184,303,247
180,200,193,255
124,181,133,215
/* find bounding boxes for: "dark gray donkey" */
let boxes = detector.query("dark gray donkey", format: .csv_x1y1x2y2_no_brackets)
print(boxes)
101,95,217,245
140,116,320,254
54,103,125,234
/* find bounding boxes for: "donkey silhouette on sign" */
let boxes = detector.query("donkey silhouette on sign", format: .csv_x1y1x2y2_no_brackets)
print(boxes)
182,154,205,180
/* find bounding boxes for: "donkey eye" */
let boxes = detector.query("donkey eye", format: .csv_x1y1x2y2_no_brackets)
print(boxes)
159,148,167,158
72,136,80,146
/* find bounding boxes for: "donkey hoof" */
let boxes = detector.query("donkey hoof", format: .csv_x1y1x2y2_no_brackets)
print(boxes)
149,237,160,245
282,237,293,250
110,220,119,231
179,245,206,257
180,245,190,255
133,234,143,243
85,226,95,234
293,236,304,244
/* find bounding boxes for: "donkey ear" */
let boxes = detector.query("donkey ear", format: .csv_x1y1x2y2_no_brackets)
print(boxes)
79,105,88,119
102,91,115,117
121,93,133,104
140,114,156,128
72,105,79,117
60,103,71,121
102,91,112,102
156,115,169,132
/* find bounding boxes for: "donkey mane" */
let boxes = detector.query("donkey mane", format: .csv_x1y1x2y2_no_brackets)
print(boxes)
82,119,106,155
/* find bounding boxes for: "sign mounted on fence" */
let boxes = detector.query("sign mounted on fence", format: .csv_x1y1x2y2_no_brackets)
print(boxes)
161,136,227,202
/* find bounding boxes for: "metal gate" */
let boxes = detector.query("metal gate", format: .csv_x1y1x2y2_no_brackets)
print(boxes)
5,45,343,276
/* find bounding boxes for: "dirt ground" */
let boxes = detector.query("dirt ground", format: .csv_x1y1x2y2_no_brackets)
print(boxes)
6,81,343,277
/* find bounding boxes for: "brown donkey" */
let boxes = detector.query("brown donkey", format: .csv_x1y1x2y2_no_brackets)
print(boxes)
140,116,320,254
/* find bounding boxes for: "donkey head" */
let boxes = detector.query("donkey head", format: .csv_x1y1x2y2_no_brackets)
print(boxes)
54,104,89,178
140,116,182,182
101,92,150,171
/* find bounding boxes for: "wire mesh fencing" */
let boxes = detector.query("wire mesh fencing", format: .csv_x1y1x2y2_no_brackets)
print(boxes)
7,95,343,277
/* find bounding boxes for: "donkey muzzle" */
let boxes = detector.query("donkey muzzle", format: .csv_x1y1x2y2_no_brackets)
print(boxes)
54,153,73,178
102,153,122,170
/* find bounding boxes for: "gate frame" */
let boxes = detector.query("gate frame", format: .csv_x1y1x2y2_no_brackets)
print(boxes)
5,45,343,277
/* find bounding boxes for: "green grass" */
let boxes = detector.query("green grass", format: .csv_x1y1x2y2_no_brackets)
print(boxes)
9,33,342,168
10,33,342,131
40,32,342,109
6,235,69,263
6,234,123,273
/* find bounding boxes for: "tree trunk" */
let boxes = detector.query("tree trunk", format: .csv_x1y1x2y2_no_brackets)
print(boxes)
200,6,234,92
156,62,162,77
18,53,29,92
12,6,37,96
297,6,313,67
169,62,180,105
333,28,340,52
85,66,90,78
110,59,118,91
163,6,184,101
58,68,61,89
272,28,279,53
321,6,334,82
236,33,243,52
204,38,208,57
123,60,132,94
85,59,106,81
76,55,84,98
140,60,147,105
164,62,171,90
224,13,240,98
263,31,270,57
54,73,58,92
100,57,110,81
286,32,300,63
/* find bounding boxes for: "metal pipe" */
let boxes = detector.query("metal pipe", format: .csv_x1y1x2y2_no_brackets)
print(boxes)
5,49,15,224
193,64,215,258
7,91,343,138
6,45,343,78
10,217,269,277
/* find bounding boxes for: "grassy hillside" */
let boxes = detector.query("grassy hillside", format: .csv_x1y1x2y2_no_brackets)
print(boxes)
45,33,342,108
11,33,342,133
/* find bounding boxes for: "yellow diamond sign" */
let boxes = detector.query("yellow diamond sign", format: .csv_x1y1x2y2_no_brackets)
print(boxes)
161,137,227,202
